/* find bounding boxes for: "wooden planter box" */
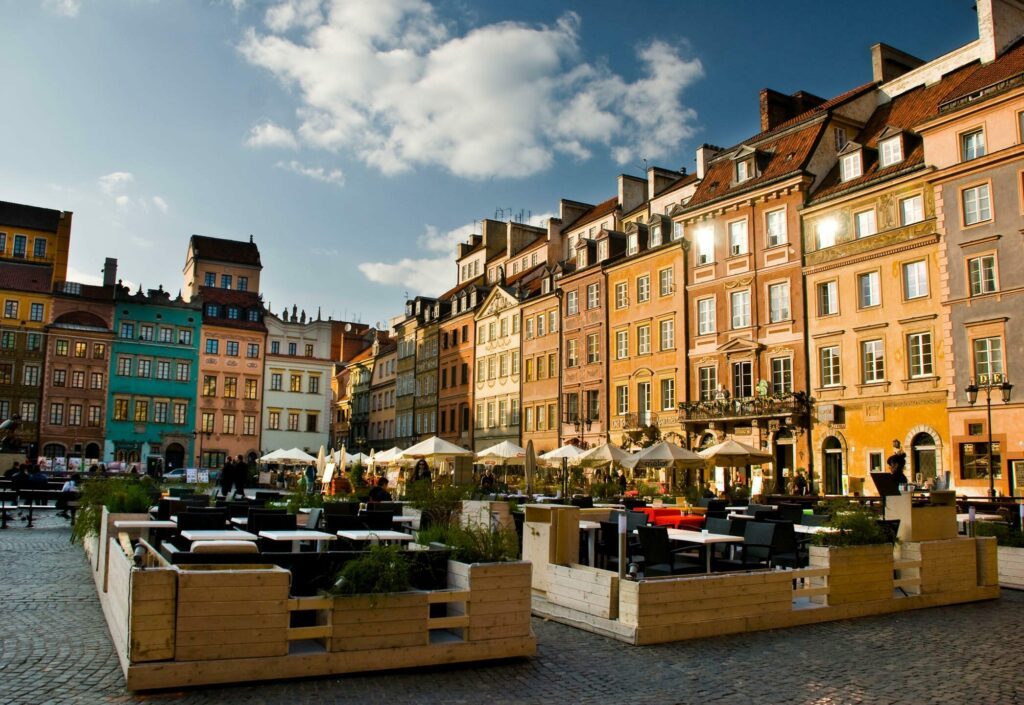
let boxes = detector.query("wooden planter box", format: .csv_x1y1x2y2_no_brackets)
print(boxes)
447,559,533,641
331,592,428,651
808,544,894,605
997,545,1024,589
900,538,978,595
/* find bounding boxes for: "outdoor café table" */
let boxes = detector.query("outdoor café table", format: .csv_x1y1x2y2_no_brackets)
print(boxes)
337,530,414,546
579,520,601,566
956,512,1003,533
180,529,258,543
259,529,337,553
230,517,247,527
664,528,744,574
113,519,176,542
728,513,756,520
793,524,838,535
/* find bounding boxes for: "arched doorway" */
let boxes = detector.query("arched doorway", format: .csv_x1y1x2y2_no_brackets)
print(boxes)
823,436,843,495
164,443,185,471
773,429,794,493
84,443,100,460
42,443,65,458
911,432,937,485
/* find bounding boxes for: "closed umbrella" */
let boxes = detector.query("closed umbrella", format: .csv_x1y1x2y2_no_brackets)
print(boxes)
525,440,537,496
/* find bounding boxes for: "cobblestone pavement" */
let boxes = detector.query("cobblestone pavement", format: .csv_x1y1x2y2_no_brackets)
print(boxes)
2,515,1023,705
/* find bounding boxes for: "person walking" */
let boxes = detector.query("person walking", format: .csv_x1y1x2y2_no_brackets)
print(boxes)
304,463,317,495
219,457,234,499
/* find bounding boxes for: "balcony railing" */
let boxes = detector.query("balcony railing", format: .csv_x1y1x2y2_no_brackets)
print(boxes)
609,412,660,431
678,392,811,423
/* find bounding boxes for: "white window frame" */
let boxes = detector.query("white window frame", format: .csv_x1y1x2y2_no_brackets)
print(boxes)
768,282,790,323
820,346,841,387
968,254,997,295
902,260,929,300
861,339,885,383
730,290,751,329
899,195,924,225
879,136,902,167
908,332,933,378
728,219,748,256
961,129,986,161
840,152,862,181
854,208,876,238
765,209,787,247
962,183,992,226
857,271,880,308
616,330,628,360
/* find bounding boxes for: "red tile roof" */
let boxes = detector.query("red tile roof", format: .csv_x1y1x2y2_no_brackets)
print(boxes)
348,346,375,364
0,201,63,232
198,286,266,331
438,275,483,301
939,38,1024,109
562,196,619,232
0,261,53,293
190,235,262,267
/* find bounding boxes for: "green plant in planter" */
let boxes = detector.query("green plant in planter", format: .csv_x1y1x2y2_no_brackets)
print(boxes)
415,522,455,547
71,478,154,544
683,485,703,506
812,501,891,547
415,521,519,563
727,484,751,503
328,544,412,597
589,481,618,500
975,521,1024,547
406,483,471,528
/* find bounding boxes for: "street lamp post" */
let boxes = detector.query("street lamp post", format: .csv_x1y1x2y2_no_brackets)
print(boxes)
964,373,1013,499
192,429,210,469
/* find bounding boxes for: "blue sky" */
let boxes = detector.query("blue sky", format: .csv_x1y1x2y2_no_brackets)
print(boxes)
0,0,977,328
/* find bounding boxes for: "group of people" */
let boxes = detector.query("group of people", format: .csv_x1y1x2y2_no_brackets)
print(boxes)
218,455,249,499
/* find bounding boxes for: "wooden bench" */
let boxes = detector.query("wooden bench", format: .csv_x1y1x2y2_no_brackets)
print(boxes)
16,489,80,527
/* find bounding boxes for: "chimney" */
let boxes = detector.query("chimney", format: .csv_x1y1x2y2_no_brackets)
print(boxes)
977,0,1024,63
103,258,117,288
695,144,722,180
759,88,826,132
871,43,925,83
618,174,646,215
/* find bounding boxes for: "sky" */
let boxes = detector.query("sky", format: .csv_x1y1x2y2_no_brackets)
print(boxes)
0,0,979,328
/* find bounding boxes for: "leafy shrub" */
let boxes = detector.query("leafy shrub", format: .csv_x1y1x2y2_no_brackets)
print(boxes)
416,521,519,563
589,481,619,500
975,521,1024,547
812,500,890,547
406,483,471,527
328,544,411,596
71,478,154,544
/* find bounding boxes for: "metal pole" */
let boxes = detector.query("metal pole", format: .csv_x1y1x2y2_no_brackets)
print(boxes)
986,387,996,500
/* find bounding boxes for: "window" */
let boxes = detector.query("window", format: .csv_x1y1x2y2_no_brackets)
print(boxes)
695,227,714,264
0,363,10,384
854,209,876,238
626,233,638,256
500,354,509,377
288,412,299,431
0,332,13,349
70,371,84,388
55,339,69,356
899,195,924,225
3,300,17,319
902,260,929,299
227,306,240,320
736,158,753,182
206,304,219,317
614,282,628,309
728,219,747,256
155,361,170,380
840,152,862,181
27,334,41,352
660,378,675,410
816,220,836,248
247,309,259,322
586,283,600,309
133,400,148,423
175,362,190,382
820,346,841,387
858,271,880,308
861,339,885,383
699,366,717,401
220,274,232,289
636,275,650,303
586,390,600,422
962,184,991,225
90,372,103,389
768,282,790,322
649,223,662,247
658,268,673,296
616,385,629,415
226,341,239,357
237,276,248,292
67,403,81,426
637,325,651,355
52,369,66,387
135,359,151,378
243,415,256,435
290,374,302,392
879,136,902,166
49,403,64,425
116,357,131,376
672,221,683,242
697,298,715,335
730,290,750,329
247,343,259,358
817,281,838,316
973,337,1004,380
153,402,168,424
222,414,235,434
960,441,1001,480
732,361,753,398
20,401,36,422
204,272,216,287
566,291,578,316
616,330,628,359
308,376,319,394
587,333,600,363
834,127,847,150
12,235,25,257
968,255,997,295
908,333,933,378
178,330,192,346
140,324,154,341
659,319,674,350
567,339,578,367
73,342,87,358
90,405,103,427
28,303,43,322
205,338,219,355
771,357,792,394
268,411,280,430
766,209,786,247
536,315,546,337
961,129,985,161
223,377,237,398
203,375,218,397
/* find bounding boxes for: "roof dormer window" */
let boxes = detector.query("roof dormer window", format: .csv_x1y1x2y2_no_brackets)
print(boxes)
879,136,902,167
649,223,662,247
597,240,608,262
840,152,862,181
736,158,754,183
627,233,638,256
577,248,588,268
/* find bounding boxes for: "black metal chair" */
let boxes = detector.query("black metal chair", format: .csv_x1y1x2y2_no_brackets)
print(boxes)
251,513,298,552
323,501,360,516
768,521,805,568
359,511,394,531
636,526,701,577
176,511,227,531
718,521,776,571
596,521,621,571
778,503,805,524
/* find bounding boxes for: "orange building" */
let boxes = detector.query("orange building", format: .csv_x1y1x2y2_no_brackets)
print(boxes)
520,272,560,454
438,277,483,449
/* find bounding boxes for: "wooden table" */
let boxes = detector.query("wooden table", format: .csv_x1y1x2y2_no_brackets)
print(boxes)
665,528,743,573
113,519,176,542
180,529,258,542
336,530,414,546
579,520,601,566
259,529,337,552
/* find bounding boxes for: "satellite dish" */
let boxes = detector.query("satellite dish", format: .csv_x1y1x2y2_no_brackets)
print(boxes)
345,323,352,332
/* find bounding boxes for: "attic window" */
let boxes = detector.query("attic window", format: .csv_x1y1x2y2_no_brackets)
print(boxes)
627,233,638,256
649,223,662,247
840,152,862,181
736,158,754,182
577,248,587,268
597,240,608,262
879,136,902,167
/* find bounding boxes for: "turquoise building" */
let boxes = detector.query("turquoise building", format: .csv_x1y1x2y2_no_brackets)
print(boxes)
104,285,201,470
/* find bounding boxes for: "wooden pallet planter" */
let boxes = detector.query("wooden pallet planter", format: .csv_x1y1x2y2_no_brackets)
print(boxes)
546,564,619,620
900,538,978,595
447,560,533,642
331,592,428,651
808,544,894,605
996,545,1024,589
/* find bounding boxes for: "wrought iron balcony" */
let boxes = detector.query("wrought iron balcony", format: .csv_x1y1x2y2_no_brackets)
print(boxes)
677,392,811,423
609,412,660,431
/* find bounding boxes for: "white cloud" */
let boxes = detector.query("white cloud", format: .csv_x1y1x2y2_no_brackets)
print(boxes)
275,160,344,186
245,121,298,149
98,171,134,195
239,1,703,179
152,196,169,213
114,195,131,208
65,265,104,286
42,0,80,18
358,256,452,296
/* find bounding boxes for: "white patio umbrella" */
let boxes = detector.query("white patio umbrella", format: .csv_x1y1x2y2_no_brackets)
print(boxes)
399,436,474,459
577,442,634,466
697,439,773,467
539,444,586,463
622,441,705,469
476,440,527,463
345,452,370,466
373,446,403,463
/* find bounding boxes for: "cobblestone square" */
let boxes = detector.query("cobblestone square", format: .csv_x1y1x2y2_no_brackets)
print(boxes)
2,517,1023,704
